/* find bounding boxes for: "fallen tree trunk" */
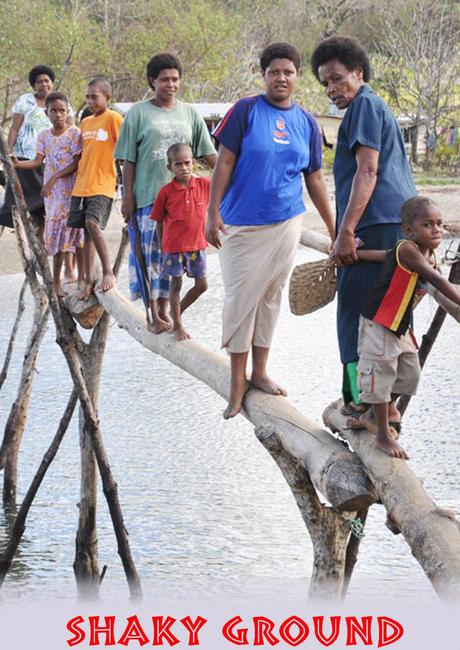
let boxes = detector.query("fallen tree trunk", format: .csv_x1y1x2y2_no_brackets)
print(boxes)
323,400,460,601
97,287,376,512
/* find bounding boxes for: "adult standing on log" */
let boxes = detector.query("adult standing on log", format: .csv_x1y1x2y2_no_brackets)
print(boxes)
311,36,417,410
207,42,335,420
115,53,216,333
0,65,71,235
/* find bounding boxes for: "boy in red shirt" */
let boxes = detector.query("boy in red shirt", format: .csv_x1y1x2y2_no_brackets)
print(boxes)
151,143,209,339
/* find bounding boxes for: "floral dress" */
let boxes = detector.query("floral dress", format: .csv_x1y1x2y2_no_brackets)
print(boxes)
36,126,84,256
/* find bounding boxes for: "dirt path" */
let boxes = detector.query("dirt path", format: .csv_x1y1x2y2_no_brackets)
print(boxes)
1,178,459,276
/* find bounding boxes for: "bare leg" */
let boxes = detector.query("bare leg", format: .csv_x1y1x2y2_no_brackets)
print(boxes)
181,277,208,313
146,299,172,334
76,247,85,287
85,219,116,292
52,253,66,298
170,276,190,340
250,345,287,396
373,403,409,459
64,251,76,283
224,351,249,419
158,297,172,325
77,238,96,301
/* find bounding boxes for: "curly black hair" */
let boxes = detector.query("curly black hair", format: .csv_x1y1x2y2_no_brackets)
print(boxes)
28,65,56,87
260,42,301,72
146,53,182,89
311,36,371,82
45,91,68,108
401,196,437,225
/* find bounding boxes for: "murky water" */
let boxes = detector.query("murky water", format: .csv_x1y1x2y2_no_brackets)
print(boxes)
0,242,458,604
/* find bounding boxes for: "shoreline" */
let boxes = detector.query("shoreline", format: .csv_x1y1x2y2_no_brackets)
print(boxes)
1,177,459,277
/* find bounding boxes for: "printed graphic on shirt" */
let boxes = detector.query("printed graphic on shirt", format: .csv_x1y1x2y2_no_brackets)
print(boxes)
96,128,109,141
151,123,188,161
273,116,290,145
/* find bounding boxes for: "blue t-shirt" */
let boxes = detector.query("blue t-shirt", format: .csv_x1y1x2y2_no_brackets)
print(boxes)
213,95,322,226
334,85,416,232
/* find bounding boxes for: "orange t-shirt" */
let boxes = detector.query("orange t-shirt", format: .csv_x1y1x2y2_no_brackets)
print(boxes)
72,109,123,198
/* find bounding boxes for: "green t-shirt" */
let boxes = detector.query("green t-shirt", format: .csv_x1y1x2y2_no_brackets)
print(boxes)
114,100,216,209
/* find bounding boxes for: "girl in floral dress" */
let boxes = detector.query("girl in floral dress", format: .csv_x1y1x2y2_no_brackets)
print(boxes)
15,92,83,296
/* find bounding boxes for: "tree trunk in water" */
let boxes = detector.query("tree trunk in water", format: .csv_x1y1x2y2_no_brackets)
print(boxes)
256,426,352,599
73,234,128,596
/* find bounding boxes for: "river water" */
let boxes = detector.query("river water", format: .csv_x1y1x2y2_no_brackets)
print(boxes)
0,242,458,604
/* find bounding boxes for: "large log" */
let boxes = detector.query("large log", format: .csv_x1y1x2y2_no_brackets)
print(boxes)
323,400,460,601
96,287,376,512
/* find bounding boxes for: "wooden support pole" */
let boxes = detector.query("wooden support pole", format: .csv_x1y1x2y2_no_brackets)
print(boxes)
0,278,27,391
96,287,377,512
323,400,460,601
0,129,142,599
0,210,49,505
256,425,352,599
0,389,78,587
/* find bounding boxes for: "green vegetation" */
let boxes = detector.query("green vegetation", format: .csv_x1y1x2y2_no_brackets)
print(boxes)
0,0,459,172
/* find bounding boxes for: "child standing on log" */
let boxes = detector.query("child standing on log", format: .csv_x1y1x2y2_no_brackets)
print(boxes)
151,143,209,339
14,92,84,297
349,196,460,460
68,77,123,300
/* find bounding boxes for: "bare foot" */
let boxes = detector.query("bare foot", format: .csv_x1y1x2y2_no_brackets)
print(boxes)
147,318,173,334
174,324,191,341
376,434,409,460
346,416,400,440
53,283,67,299
250,374,287,396
223,379,249,420
159,312,173,327
100,272,116,292
77,281,95,301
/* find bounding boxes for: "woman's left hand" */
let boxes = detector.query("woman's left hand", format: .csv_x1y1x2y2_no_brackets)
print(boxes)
41,176,56,197
206,213,227,249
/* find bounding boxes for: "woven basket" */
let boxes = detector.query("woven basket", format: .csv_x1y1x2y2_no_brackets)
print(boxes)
289,258,337,315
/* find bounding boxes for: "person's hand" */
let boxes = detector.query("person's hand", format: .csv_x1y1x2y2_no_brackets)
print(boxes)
41,175,57,197
122,193,136,223
206,212,227,249
332,229,359,266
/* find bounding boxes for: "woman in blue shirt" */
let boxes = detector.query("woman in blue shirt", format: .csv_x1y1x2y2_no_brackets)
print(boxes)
311,35,417,410
207,42,335,419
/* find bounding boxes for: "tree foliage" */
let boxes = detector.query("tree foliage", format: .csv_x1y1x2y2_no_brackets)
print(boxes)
0,0,458,169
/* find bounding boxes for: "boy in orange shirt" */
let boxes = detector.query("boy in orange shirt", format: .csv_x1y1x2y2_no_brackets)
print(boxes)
68,77,123,299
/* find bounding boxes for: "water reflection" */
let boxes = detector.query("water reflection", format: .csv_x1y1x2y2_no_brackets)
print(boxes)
0,243,458,603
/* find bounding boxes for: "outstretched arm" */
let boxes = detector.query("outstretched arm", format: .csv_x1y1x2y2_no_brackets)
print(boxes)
399,241,460,306
206,144,236,249
14,153,44,170
304,169,335,241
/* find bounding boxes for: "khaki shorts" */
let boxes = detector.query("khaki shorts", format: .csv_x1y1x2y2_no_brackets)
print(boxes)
68,195,112,230
357,317,421,403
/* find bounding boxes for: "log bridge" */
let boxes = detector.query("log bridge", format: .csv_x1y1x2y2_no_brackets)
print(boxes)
88,227,460,601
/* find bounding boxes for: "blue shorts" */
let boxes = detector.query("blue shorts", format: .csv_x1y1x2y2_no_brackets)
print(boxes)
161,250,207,279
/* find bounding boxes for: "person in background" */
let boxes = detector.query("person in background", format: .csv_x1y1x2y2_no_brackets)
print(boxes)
1,65,73,232
68,77,122,299
14,92,83,297
115,53,216,332
151,143,209,340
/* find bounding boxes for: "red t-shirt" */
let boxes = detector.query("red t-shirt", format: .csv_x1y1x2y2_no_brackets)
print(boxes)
151,175,210,253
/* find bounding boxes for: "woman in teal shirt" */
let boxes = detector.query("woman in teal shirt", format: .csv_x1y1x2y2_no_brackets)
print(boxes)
115,53,216,332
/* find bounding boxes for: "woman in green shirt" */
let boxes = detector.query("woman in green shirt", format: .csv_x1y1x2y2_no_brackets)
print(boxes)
115,53,216,332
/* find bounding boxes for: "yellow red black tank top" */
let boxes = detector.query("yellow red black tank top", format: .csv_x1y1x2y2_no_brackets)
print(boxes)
361,240,426,336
